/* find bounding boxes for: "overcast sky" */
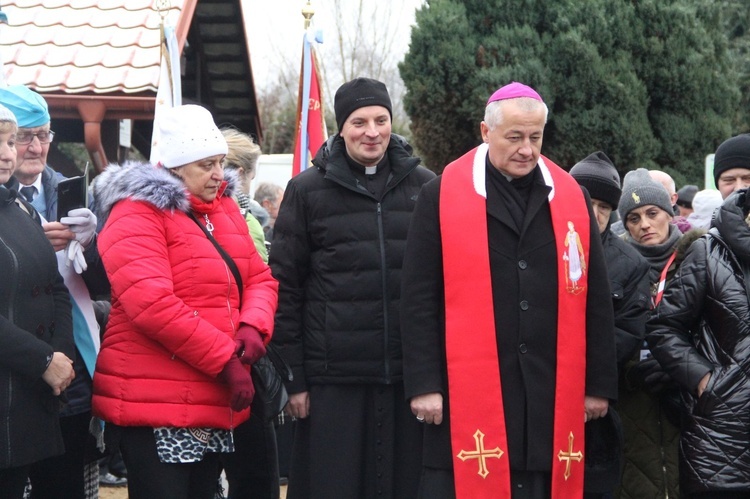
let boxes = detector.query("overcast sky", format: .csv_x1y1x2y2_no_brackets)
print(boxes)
243,0,424,91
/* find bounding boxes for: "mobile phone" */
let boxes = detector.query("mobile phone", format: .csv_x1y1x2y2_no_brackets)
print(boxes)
57,172,88,221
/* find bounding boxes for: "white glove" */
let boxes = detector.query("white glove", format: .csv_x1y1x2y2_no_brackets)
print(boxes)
60,208,97,248
64,240,88,274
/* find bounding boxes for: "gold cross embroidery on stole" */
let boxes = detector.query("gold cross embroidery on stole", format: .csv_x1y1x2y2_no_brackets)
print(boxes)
557,431,583,480
456,429,504,478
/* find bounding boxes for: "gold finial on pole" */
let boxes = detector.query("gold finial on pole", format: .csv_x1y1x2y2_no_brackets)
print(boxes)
156,0,171,20
302,1,315,30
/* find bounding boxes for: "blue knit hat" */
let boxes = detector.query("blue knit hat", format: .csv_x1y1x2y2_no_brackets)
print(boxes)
0,85,50,128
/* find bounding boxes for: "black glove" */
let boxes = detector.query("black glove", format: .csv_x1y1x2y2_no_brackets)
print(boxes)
626,357,671,394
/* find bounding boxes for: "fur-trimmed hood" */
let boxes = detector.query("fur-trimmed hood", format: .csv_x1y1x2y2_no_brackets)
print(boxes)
675,227,706,264
91,161,239,225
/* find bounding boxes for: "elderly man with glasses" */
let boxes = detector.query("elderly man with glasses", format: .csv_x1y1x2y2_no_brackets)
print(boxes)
0,85,61,219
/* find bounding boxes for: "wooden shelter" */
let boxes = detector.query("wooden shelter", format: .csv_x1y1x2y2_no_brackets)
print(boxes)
0,0,261,175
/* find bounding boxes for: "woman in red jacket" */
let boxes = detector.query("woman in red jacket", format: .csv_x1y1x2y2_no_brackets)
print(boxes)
91,105,278,499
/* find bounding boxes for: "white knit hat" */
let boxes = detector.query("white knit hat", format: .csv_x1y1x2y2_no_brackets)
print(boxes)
0,103,18,125
686,189,722,230
156,105,227,168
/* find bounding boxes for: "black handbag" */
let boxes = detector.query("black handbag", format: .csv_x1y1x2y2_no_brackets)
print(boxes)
250,343,293,422
188,212,292,421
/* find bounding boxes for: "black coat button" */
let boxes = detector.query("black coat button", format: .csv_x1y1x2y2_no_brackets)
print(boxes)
518,260,528,269
31,286,40,297
35,324,45,336
45,283,53,294
519,343,528,354
520,300,529,311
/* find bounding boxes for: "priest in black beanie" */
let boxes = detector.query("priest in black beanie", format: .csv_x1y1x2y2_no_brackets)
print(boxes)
268,76,435,499
570,151,651,496
334,77,392,131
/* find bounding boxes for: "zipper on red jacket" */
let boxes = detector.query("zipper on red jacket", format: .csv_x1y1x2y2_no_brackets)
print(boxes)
223,262,236,335
221,249,239,429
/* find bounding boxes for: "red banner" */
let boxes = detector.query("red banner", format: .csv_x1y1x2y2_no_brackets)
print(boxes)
292,36,326,176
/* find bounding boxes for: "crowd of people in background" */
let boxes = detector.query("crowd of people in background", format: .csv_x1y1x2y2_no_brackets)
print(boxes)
1,76,750,499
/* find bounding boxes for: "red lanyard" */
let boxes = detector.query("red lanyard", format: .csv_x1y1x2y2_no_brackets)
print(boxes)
653,250,677,307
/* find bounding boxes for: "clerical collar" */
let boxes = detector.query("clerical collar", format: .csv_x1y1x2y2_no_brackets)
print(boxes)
499,170,514,182
345,152,386,174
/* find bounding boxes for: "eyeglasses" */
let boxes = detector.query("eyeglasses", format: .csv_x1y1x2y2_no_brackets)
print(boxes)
16,130,55,145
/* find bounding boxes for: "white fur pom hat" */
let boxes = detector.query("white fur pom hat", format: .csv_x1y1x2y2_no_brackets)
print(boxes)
156,105,228,168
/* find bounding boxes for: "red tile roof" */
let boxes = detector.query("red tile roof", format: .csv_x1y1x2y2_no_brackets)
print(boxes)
0,0,187,94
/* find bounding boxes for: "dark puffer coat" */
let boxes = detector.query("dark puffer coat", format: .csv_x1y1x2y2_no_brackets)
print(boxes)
647,191,750,494
0,187,74,468
269,134,435,392
601,227,651,368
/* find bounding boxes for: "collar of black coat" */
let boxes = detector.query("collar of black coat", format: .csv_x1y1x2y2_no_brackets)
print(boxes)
0,184,13,205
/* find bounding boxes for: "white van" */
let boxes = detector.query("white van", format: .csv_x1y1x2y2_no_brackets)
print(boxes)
251,153,294,197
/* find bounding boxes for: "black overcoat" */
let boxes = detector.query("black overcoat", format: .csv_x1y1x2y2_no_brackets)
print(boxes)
0,187,74,468
401,165,618,473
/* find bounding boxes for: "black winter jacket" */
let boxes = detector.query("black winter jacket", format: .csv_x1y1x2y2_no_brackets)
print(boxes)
601,228,651,368
0,187,74,468
647,191,750,494
269,135,435,392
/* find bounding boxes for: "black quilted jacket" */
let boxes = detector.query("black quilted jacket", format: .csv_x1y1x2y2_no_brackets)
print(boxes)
269,135,435,392
647,191,750,494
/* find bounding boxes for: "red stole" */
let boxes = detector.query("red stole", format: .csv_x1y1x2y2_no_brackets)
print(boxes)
439,144,590,498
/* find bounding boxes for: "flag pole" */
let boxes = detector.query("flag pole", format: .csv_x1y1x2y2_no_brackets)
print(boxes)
151,0,182,164
297,2,315,174
0,6,8,87
292,1,326,176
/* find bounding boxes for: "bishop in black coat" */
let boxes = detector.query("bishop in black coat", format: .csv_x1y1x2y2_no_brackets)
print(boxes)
401,160,618,497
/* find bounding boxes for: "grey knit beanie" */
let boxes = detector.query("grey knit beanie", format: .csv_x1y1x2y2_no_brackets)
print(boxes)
676,184,698,209
569,151,621,209
618,168,674,220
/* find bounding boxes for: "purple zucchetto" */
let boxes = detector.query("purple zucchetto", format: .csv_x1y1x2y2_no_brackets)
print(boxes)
487,82,543,105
